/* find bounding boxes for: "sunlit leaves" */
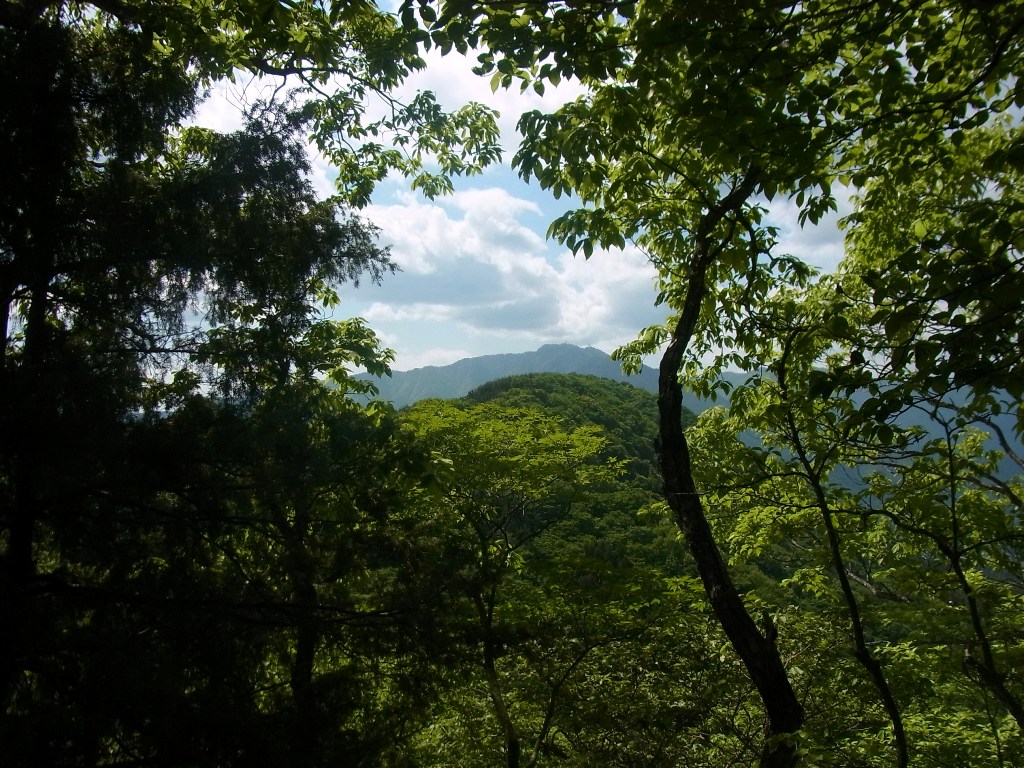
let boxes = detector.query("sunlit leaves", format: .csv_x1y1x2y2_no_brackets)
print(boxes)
841,123,1024,413
410,0,1024,761
58,0,504,207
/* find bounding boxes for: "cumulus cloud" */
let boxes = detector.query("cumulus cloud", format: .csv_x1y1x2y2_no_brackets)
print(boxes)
363,302,457,323
347,183,666,368
553,246,665,346
190,41,736,370
395,47,587,152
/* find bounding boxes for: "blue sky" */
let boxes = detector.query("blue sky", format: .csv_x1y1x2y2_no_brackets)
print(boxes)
195,48,849,371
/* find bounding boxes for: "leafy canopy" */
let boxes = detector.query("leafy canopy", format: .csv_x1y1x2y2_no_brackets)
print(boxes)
416,1,1024,764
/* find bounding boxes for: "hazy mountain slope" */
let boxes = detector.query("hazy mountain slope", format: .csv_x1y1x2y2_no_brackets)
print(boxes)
357,343,660,409
356,343,751,410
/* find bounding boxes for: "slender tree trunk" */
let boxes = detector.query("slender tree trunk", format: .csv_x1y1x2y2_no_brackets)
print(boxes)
476,586,521,768
659,354,803,767
819,507,908,768
776,342,907,767
950,554,1024,729
290,617,319,768
941,427,1024,729
8,274,49,581
0,282,11,365
657,169,803,767
525,643,594,768
274,487,322,768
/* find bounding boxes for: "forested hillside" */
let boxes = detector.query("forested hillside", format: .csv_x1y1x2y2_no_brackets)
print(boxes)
400,375,705,765
466,372,670,484
2,1,1022,767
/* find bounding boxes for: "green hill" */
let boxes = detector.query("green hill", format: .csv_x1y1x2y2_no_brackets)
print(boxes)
463,372,692,487
356,343,735,412
354,343,656,407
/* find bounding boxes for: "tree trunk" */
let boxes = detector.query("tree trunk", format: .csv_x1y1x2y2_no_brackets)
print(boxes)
776,340,907,767
656,168,803,767
659,355,803,767
476,586,521,768
1,275,50,715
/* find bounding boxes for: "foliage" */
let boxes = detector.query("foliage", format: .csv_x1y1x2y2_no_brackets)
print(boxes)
0,4,496,765
416,0,1024,764
0,0,502,206
6,0,1024,764
3,385,456,766
466,372,682,485
403,382,713,767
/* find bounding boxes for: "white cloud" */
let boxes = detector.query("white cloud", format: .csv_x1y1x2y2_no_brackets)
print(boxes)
365,187,550,277
192,80,249,132
346,183,666,369
363,301,456,323
396,47,586,151
553,245,662,345
395,347,476,370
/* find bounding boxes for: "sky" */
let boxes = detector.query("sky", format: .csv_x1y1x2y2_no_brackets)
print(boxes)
195,48,850,372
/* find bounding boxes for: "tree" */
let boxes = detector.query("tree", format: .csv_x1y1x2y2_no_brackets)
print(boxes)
418,0,1024,764
402,398,625,768
3,382,453,766
405,378,772,768
0,0,501,206
410,376,799,767
0,4,497,764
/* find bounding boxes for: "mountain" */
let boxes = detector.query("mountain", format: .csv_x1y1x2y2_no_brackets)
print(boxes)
356,343,663,409
366,345,1021,485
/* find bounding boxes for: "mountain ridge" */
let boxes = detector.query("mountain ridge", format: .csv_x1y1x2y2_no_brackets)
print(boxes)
358,345,1020,480
357,343,664,409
